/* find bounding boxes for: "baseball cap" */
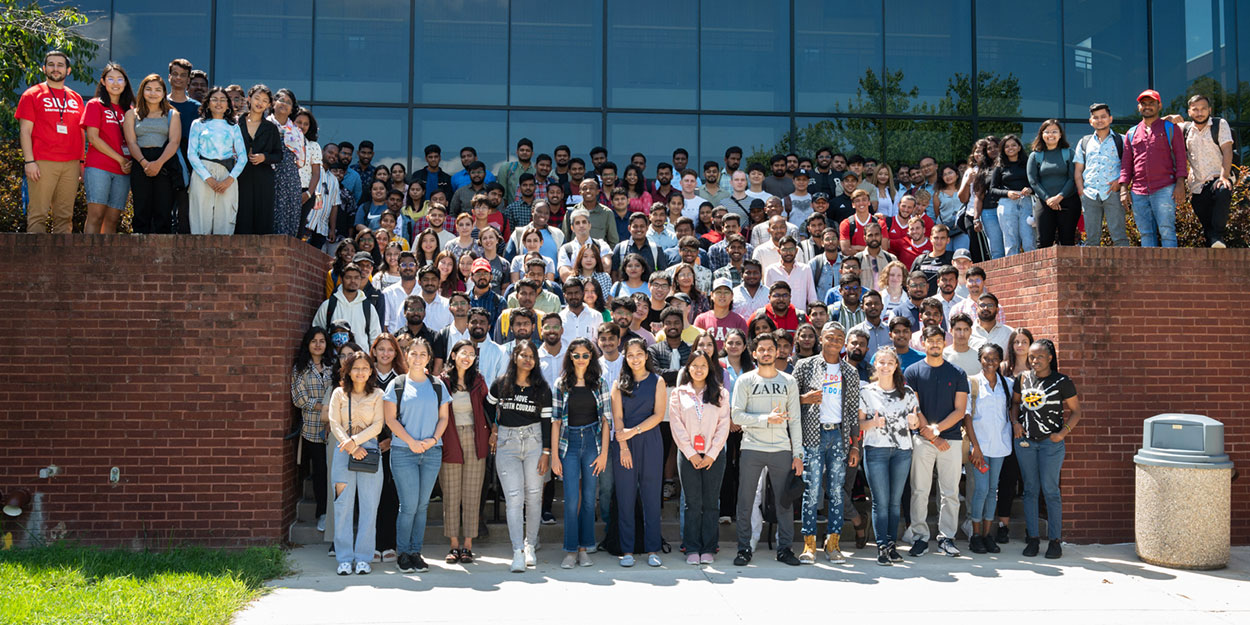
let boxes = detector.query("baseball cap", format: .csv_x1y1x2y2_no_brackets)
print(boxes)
793,168,813,179
712,278,733,292
666,292,692,305
352,252,374,264
471,258,492,274
812,192,831,202
952,248,972,261
1137,89,1161,103
749,198,766,210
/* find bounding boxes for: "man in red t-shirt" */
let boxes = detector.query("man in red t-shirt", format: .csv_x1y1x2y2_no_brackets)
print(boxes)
886,193,933,251
895,215,934,269
838,189,888,256
16,51,85,233
693,278,748,351
749,281,806,337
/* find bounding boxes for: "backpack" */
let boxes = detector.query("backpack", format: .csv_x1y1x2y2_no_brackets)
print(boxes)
392,376,442,418
325,294,374,338
1125,120,1176,170
1078,132,1124,161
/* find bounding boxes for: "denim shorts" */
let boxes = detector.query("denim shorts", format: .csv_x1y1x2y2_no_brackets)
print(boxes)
84,167,130,209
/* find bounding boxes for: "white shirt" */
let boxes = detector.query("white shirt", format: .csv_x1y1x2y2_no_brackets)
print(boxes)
538,342,566,390
967,372,1012,458
750,222,798,247
600,354,624,391
819,361,843,424
682,195,704,220
972,321,1014,354
312,288,381,354
560,306,602,343
753,239,808,269
763,261,818,313
943,342,984,377
382,281,419,333
422,293,453,332
732,283,770,319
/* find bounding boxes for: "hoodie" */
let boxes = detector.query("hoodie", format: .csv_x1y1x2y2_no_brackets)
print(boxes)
312,287,381,352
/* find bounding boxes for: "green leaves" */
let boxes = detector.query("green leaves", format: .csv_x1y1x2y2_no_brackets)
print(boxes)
0,0,100,140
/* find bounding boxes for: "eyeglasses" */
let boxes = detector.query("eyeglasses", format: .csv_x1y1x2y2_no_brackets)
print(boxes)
399,261,417,268
571,352,592,361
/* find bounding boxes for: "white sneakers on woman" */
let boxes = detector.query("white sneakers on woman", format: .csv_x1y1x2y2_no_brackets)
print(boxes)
511,549,526,573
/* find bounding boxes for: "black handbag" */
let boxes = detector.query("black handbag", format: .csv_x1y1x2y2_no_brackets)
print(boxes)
346,395,380,473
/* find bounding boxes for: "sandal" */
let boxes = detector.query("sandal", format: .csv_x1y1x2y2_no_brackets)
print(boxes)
459,548,475,564
853,517,868,550
445,548,461,564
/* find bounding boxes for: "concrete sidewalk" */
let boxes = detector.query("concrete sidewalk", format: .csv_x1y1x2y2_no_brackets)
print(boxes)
235,543,1250,625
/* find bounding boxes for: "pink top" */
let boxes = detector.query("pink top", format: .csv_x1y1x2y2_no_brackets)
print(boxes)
667,384,732,460
627,192,654,215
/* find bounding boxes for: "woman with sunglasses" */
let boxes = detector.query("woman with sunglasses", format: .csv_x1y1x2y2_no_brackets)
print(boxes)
551,338,611,568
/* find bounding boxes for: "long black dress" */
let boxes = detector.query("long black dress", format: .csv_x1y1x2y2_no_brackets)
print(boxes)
236,117,284,235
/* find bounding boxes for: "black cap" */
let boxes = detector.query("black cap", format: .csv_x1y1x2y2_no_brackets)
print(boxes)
793,168,813,179
812,192,830,202
352,252,374,264
749,198,766,210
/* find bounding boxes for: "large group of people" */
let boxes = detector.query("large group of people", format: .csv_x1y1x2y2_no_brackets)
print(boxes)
29,49,1241,575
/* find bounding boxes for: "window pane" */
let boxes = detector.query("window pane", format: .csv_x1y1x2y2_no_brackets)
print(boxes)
54,0,111,95
606,1,697,109
412,109,507,176
884,0,972,115
414,0,507,105
1063,0,1148,118
215,0,312,97
313,0,409,103
884,120,972,167
606,113,698,180
791,117,883,161
978,1,1061,118
509,0,602,107
314,106,408,170
509,111,601,165
700,0,789,112
111,1,210,79
1241,3,1250,122
795,1,882,113
1152,0,1238,120
703,115,792,170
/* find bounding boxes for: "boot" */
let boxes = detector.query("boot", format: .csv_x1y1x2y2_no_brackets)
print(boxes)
799,535,817,564
824,533,846,564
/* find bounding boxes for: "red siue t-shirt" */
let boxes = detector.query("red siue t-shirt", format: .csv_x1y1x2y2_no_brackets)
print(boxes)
82,98,130,175
839,214,888,248
896,237,933,269
693,309,748,351
15,83,85,162
886,213,933,248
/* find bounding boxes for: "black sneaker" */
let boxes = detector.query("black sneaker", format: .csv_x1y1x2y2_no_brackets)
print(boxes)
909,539,928,557
1045,539,1062,559
776,547,800,566
541,511,557,525
411,552,430,573
886,542,904,563
733,549,752,566
969,535,987,554
1023,538,1040,557
876,545,891,566
396,552,415,573
996,524,1010,544
984,534,1001,554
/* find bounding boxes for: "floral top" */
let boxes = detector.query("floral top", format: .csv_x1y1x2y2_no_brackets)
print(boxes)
186,118,247,181
269,114,306,167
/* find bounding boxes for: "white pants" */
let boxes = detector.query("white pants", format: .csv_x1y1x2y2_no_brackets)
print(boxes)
189,160,238,234
907,436,962,542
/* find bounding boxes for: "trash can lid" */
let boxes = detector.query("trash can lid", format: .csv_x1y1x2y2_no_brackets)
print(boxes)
1135,413,1233,469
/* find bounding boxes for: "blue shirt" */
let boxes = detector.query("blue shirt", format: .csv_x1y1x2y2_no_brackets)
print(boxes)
356,202,388,229
451,168,496,191
383,375,450,449
342,167,363,204
903,360,969,441
1074,131,1122,200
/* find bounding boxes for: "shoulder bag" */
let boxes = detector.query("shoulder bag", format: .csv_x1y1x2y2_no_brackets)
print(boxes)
346,393,381,473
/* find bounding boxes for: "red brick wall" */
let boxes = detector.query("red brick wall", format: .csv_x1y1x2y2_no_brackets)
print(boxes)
0,234,327,548
981,246,1250,544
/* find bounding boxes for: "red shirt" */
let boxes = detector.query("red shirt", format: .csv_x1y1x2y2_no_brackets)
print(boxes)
82,98,129,175
839,213,887,248
1119,119,1189,195
896,237,932,269
693,309,748,351
886,213,932,248
753,305,802,337
15,83,85,162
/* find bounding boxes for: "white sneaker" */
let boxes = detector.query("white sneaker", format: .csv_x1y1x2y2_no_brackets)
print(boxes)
1213,240,1227,249
510,549,526,573
355,561,371,575
524,544,537,567
561,553,577,569
578,551,593,567
316,515,326,532
585,544,597,554
719,516,732,525
336,562,352,576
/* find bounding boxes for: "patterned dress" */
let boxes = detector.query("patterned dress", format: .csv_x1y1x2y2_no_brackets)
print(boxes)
270,115,305,237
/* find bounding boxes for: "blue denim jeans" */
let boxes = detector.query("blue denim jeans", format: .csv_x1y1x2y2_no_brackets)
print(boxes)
331,445,383,565
390,446,442,555
979,205,1005,259
560,423,600,552
968,455,1005,522
1131,184,1177,247
997,196,1036,256
1015,437,1065,540
801,426,847,537
864,445,911,547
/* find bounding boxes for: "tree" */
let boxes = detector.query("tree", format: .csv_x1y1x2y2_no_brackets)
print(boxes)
0,0,99,140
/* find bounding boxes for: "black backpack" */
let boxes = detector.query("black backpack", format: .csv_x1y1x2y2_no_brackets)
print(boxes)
325,294,375,338
392,376,442,416
1078,132,1124,161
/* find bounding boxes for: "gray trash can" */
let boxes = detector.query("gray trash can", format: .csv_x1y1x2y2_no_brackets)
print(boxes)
1134,413,1233,570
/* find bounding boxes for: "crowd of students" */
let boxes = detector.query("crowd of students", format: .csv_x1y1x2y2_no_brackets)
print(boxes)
32,50,1244,575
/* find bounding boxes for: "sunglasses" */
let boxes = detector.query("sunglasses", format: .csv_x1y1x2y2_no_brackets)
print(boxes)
571,352,592,361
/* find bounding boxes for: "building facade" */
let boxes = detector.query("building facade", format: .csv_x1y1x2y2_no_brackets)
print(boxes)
62,0,1247,171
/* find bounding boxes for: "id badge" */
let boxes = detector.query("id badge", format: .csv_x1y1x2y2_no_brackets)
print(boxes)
56,124,69,134
693,434,706,453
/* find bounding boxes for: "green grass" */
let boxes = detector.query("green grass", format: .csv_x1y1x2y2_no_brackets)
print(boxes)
0,543,290,625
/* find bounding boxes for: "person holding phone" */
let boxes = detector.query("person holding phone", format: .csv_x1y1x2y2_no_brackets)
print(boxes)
668,349,732,565
730,332,803,567
964,343,1012,554
859,347,920,565
327,351,385,575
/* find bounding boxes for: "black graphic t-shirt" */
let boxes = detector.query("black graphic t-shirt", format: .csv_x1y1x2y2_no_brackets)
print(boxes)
1014,371,1077,440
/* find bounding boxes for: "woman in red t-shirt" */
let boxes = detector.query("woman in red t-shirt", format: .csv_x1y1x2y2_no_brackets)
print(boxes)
83,63,134,233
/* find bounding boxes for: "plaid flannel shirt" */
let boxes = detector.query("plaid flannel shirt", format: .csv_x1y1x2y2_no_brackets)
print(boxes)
552,379,612,458
291,363,332,443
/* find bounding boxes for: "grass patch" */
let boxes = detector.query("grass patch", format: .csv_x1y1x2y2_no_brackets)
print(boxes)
0,543,290,625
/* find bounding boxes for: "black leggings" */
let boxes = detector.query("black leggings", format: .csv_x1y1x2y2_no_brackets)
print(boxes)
996,450,1023,519
1036,195,1081,247
300,439,328,518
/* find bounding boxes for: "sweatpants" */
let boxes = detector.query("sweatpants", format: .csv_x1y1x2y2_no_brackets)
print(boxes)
736,449,796,552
